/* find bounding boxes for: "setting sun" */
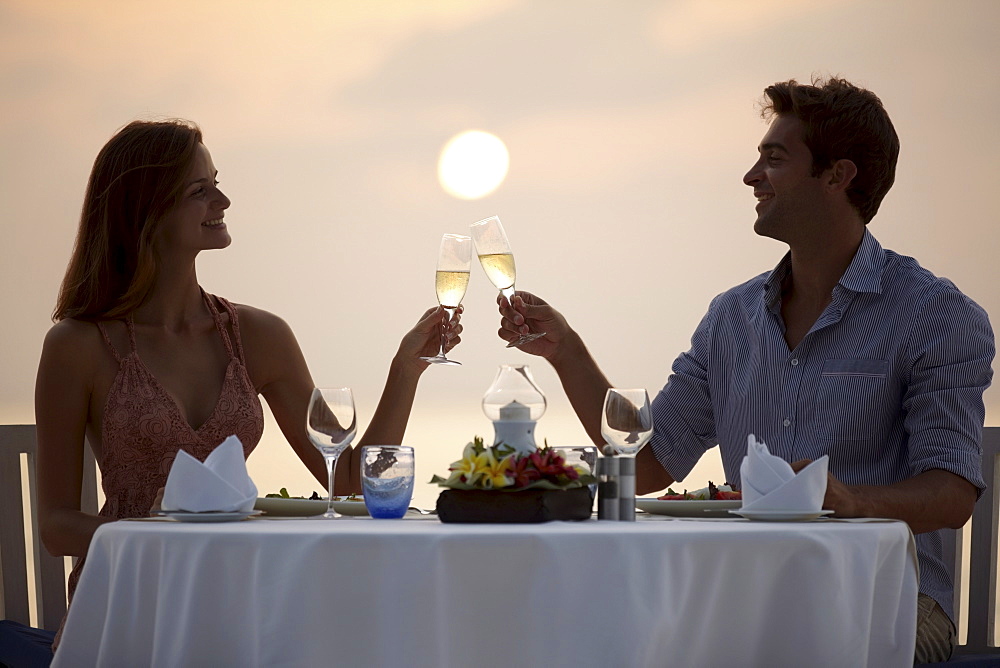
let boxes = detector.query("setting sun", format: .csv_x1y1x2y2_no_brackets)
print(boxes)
437,130,509,200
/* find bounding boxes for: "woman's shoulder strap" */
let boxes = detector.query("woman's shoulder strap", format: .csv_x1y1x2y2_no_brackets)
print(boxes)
94,318,134,362
202,290,246,363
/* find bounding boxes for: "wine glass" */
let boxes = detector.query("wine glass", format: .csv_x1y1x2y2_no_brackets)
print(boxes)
420,233,471,365
306,387,357,518
601,388,653,456
552,445,599,500
469,215,546,348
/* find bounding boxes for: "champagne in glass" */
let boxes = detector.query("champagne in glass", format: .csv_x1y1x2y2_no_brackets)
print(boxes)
421,234,471,365
477,252,516,294
601,388,653,456
469,215,546,347
306,387,357,518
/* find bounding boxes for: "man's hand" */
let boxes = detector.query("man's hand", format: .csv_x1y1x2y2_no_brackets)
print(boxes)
790,459,863,517
789,460,977,532
497,292,569,360
496,290,614,447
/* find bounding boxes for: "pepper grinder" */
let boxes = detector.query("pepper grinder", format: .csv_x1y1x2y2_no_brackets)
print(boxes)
618,455,636,521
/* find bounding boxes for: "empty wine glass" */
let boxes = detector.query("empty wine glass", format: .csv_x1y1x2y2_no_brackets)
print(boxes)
306,387,357,518
552,445,599,501
420,233,471,365
601,388,653,456
469,215,546,348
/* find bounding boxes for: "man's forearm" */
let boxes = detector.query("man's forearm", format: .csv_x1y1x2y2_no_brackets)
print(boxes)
548,330,612,446
548,333,677,495
830,468,977,534
636,445,675,494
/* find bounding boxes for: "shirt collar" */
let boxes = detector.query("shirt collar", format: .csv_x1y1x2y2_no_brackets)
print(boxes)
763,228,886,306
838,229,886,294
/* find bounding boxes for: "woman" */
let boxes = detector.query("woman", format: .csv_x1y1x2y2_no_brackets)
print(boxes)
34,119,460,595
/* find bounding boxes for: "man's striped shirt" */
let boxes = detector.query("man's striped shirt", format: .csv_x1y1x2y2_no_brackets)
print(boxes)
649,229,995,622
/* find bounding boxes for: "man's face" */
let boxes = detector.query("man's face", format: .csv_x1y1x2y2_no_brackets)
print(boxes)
743,114,827,243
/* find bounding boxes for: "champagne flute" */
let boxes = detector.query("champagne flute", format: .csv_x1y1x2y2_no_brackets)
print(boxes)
420,234,471,365
469,215,546,347
601,388,653,456
306,387,357,518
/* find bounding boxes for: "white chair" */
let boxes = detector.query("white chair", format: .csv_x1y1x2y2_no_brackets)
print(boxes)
943,425,1000,658
0,424,98,631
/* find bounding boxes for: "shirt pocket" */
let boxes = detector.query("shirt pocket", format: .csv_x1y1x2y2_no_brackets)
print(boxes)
816,359,890,441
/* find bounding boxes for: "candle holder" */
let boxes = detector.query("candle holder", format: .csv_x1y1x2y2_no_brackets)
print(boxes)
482,364,546,456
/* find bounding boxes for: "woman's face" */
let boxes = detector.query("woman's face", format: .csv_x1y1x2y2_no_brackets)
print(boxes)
155,143,231,259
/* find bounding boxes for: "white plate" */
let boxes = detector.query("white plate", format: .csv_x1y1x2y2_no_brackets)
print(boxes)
636,499,742,518
254,497,369,517
156,510,263,523
730,509,834,522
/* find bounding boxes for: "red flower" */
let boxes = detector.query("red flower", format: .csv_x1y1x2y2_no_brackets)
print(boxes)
508,456,542,488
505,449,580,488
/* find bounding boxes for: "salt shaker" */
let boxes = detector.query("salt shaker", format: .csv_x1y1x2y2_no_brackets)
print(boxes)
597,446,620,521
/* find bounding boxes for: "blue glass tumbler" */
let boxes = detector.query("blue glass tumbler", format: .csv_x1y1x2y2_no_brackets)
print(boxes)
361,446,414,519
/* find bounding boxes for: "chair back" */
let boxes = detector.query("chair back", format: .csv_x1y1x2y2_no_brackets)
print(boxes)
946,425,1000,655
0,424,99,631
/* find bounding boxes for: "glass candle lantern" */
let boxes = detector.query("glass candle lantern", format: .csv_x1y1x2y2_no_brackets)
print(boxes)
482,364,546,455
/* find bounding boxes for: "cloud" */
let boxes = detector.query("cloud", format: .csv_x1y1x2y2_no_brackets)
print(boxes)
0,0,521,140
649,0,828,53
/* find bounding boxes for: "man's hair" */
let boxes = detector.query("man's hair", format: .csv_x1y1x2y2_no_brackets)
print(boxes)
761,77,899,224
55,119,203,321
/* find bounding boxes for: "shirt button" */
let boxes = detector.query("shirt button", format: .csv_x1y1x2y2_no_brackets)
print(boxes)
783,418,791,427
790,358,799,366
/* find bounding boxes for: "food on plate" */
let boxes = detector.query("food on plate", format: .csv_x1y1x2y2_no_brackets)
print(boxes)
265,487,322,500
657,481,742,501
264,488,363,501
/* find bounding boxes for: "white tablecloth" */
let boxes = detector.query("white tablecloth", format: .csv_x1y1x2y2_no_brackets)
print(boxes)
54,515,917,667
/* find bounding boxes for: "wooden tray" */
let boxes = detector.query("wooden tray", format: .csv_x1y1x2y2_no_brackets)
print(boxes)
436,487,593,523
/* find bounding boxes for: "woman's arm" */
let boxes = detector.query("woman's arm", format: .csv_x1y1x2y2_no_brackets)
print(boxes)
244,305,460,495
356,305,458,448
242,307,331,490
35,321,114,558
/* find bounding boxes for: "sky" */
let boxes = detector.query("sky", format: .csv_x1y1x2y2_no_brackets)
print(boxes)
3,0,999,517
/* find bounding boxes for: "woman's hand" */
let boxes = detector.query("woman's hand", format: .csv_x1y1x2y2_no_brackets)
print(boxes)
150,487,165,516
398,305,463,367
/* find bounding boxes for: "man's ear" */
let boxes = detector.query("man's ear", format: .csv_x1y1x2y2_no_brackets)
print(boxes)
826,158,858,192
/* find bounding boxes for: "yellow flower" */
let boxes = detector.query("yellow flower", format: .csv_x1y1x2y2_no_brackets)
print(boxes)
448,453,486,487
444,442,485,486
479,451,513,489
446,442,513,489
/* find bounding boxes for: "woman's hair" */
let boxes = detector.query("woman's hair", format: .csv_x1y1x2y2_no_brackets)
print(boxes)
54,119,203,321
761,77,899,224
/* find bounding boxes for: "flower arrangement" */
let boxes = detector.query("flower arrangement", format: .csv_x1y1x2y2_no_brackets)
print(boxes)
431,437,595,492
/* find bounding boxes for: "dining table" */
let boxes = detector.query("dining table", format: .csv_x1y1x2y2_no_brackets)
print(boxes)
52,512,918,667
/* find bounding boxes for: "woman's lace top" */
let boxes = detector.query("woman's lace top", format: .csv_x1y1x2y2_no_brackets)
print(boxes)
67,291,264,598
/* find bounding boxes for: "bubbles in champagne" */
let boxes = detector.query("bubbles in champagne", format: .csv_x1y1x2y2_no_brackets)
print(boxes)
435,270,470,307
477,252,516,291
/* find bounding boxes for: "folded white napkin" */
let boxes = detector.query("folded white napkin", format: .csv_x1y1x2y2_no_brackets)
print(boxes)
739,434,828,512
161,435,257,512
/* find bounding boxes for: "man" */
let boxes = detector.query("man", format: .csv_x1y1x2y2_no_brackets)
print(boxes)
498,77,994,663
